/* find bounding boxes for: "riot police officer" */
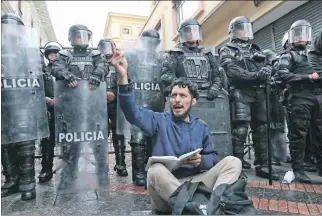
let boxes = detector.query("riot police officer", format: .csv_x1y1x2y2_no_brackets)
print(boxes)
161,18,223,97
38,42,62,183
98,37,128,177
51,24,109,188
1,13,50,200
125,29,165,186
277,20,322,182
218,16,279,180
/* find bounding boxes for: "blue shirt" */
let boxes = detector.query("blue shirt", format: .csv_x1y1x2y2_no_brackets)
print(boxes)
118,80,219,177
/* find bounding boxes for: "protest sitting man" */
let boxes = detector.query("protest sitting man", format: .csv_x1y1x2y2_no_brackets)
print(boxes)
110,49,243,213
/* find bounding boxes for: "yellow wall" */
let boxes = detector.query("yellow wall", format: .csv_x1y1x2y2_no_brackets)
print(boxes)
143,1,176,49
143,0,283,50
103,13,147,49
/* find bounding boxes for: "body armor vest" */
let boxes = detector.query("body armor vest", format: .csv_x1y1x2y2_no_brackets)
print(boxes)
68,50,94,79
106,64,117,90
43,64,54,98
230,42,265,73
179,50,211,87
290,50,314,75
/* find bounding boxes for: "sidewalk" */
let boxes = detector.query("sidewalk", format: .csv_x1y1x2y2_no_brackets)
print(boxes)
1,146,322,215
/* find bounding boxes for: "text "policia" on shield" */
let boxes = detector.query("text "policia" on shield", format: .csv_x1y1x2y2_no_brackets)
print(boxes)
1,78,41,89
58,131,105,143
134,82,161,91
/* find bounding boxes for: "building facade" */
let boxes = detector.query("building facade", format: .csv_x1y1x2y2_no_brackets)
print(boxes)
142,0,322,53
103,12,148,49
1,0,57,46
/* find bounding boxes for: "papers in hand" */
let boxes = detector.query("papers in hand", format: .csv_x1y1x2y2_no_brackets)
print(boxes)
145,148,203,172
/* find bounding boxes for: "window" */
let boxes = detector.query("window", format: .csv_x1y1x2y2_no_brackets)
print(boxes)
175,1,199,28
155,23,162,39
122,28,130,35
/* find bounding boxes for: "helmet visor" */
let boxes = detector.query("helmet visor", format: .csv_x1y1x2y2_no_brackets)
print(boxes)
231,22,253,41
179,25,202,44
70,30,92,47
289,25,312,44
98,41,113,56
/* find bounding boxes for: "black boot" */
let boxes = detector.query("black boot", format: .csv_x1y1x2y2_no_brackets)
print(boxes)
38,138,54,183
252,127,280,181
113,136,128,176
17,141,37,201
130,142,147,186
233,140,251,170
294,170,311,183
1,145,19,197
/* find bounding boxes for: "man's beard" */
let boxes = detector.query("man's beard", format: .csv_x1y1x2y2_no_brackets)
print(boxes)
170,101,192,121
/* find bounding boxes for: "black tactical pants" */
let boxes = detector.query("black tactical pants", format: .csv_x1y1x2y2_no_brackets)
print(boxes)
288,88,322,172
1,141,36,198
129,128,152,186
230,88,269,166
40,107,55,173
108,100,127,172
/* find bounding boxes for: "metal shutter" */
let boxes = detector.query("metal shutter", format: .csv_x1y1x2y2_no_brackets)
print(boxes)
251,25,273,51
273,0,322,54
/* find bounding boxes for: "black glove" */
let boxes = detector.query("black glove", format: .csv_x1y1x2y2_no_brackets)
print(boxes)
207,84,220,101
257,67,272,81
62,71,77,85
89,71,103,87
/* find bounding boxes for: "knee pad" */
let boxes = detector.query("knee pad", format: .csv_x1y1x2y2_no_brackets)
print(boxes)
231,101,251,121
130,132,147,146
232,126,248,141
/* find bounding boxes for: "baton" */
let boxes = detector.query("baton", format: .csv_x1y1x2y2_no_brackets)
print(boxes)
265,80,273,185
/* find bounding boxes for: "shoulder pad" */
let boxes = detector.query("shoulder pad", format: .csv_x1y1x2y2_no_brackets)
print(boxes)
224,42,239,50
251,43,261,51
91,50,101,56
169,47,184,53
218,46,232,54
58,49,72,58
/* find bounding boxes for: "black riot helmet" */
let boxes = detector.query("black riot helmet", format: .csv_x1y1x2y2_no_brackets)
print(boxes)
139,29,160,52
44,41,63,60
289,20,312,48
68,24,92,48
98,37,115,58
1,13,24,26
228,16,253,42
263,49,277,64
178,18,202,45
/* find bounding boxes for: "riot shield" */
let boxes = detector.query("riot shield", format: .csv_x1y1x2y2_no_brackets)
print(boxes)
53,79,108,197
1,23,49,145
123,36,165,113
191,91,232,158
116,90,131,140
270,85,287,162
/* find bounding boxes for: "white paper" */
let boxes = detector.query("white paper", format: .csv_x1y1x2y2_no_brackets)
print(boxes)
145,148,203,171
